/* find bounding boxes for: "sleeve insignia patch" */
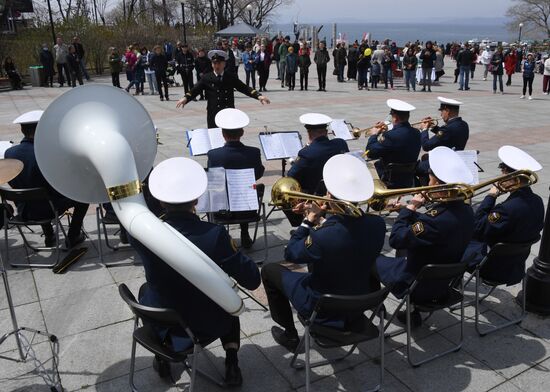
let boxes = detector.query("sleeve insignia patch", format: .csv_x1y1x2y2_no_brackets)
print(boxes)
412,221,425,236
305,235,313,248
377,134,385,143
488,212,501,223
426,209,439,217
436,131,444,137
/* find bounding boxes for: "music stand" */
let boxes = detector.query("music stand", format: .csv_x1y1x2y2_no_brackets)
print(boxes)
0,159,63,391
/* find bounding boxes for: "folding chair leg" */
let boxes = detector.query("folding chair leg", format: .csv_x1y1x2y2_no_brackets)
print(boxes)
365,308,385,392
96,208,104,263
129,338,138,392
475,276,526,336
238,286,268,311
305,328,311,392
8,225,59,269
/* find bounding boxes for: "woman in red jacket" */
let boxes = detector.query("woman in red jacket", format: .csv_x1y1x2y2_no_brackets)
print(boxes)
504,50,517,86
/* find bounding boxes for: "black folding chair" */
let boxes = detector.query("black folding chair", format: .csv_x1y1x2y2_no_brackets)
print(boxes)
0,187,68,268
456,242,533,336
95,206,133,266
118,283,224,392
208,183,268,264
385,263,467,367
383,162,418,187
290,287,390,392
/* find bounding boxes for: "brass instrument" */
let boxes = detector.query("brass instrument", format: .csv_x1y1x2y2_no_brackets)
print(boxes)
270,177,364,217
348,117,442,139
366,179,475,211
471,170,538,196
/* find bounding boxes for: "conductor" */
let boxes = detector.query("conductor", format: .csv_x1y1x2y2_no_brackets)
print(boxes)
176,50,271,128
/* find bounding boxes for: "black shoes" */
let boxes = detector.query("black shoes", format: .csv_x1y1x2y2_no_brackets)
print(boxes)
241,230,253,249
153,355,172,379
44,234,56,248
65,232,86,249
396,309,422,328
271,326,300,352
119,228,129,244
225,348,243,387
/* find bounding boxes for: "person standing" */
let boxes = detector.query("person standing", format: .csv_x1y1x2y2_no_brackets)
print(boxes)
194,48,211,100
381,48,395,89
150,45,169,101
273,37,281,80
480,46,493,81
543,55,550,95
403,47,418,91
298,43,311,91
39,43,55,87
124,45,139,93
231,41,242,76
420,41,436,92
255,44,271,92
242,43,256,89
176,50,270,128
314,40,330,91
175,43,195,95
108,47,122,88
357,45,371,90
505,49,517,86
337,43,347,82
285,46,298,91
371,59,381,89
145,48,158,95
457,43,473,90
278,36,291,88
135,47,148,95
347,43,358,81
72,36,90,81
163,39,173,61
434,48,445,82
491,47,505,94
53,36,70,87
66,45,83,88
520,53,536,100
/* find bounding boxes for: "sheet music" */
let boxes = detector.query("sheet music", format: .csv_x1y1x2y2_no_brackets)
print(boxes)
188,128,224,156
456,150,479,184
330,119,354,140
196,167,229,212
226,169,259,212
278,132,303,158
0,141,13,158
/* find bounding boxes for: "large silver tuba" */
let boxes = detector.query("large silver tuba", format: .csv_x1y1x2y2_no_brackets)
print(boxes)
34,85,244,315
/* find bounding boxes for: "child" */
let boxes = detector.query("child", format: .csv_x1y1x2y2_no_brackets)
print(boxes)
371,60,380,89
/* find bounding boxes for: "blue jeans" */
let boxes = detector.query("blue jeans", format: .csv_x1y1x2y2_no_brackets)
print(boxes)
79,58,90,80
404,69,416,90
338,64,345,81
459,65,470,89
493,73,503,92
146,72,158,94
357,67,368,87
384,67,393,88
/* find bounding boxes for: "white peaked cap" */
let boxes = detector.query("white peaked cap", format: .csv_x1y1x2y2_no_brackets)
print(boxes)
149,157,208,204
429,146,474,184
498,145,542,172
299,113,332,126
215,108,250,129
13,110,44,124
386,99,416,112
437,96,463,106
208,49,227,60
323,154,374,202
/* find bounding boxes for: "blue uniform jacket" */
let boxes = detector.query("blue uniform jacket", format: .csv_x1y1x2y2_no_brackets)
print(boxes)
207,141,265,180
4,138,64,219
377,201,474,299
282,213,386,317
366,122,421,188
131,211,261,350
462,188,544,285
287,136,349,194
421,117,469,152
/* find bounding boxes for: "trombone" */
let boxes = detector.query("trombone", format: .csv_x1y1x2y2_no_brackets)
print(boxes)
347,117,442,139
365,179,475,211
471,170,538,196
270,177,364,218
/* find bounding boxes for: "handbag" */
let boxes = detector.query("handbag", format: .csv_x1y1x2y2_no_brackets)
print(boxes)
487,63,495,73
332,68,338,75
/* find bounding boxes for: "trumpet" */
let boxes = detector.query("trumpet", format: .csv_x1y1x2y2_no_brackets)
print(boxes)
366,178,475,211
348,117,442,139
471,169,538,196
270,177,364,218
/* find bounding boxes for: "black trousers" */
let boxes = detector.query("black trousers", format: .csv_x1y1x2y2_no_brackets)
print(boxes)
300,68,309,89
287,72,296,89
317,64,327,89
523,76,534,95
257,64,269,89
155,71,169,99
41,198,88,241
111,72,120,88
70,69,83,87
261,263,297,332
56,62,71,86
219,316,241,348
43,67,54,86
180,69,194,94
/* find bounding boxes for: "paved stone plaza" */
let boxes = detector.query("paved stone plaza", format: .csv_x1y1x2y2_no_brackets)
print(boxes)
1,62,550,392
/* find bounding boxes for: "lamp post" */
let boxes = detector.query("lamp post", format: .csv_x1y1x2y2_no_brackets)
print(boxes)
246,4,253,26
180,0,187,44
518,22,524,43
46,0,56,46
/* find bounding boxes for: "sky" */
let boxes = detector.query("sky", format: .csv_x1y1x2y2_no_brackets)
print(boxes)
274,0,514,23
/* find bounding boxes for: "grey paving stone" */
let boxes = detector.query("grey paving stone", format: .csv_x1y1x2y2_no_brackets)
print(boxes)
508,356,550,392
0,269,38,311
0,301,48,354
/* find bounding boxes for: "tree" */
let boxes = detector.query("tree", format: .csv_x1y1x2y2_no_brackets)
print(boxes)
506,0,550,39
